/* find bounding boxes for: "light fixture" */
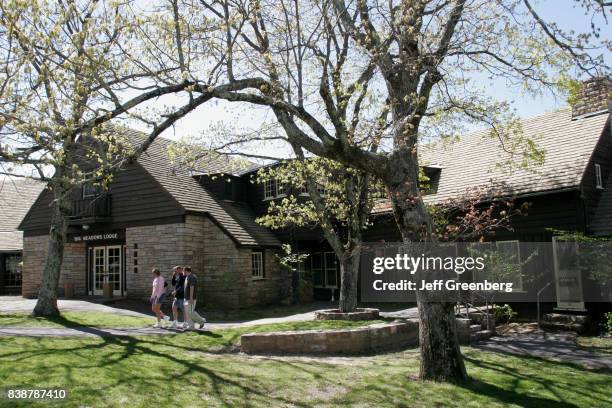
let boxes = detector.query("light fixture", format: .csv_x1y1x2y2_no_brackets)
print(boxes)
82,224,90,231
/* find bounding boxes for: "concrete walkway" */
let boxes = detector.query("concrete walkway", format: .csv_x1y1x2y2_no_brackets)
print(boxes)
474,330,612,370
0,296,150,317
0,296,420,337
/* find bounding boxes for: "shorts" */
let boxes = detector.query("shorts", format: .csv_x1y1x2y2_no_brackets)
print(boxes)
151,293,166,305
172,297,185,310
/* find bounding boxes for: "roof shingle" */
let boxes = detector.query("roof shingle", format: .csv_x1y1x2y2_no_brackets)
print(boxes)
0,178,45,251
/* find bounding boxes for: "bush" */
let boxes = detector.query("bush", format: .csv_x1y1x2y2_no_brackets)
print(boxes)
493,304,517,324
605,312,612,334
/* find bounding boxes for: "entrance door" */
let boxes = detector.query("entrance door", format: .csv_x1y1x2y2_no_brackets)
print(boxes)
552,238,585,311
92,245,123,296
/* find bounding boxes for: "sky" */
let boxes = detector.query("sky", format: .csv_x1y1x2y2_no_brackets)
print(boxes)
144,0,609,162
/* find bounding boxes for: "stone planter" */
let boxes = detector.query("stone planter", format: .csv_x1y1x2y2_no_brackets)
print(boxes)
315,308,380,321
63,282,74,299
103,282,113,299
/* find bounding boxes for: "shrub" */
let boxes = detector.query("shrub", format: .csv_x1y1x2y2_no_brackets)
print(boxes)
605,312,612,334
494,304,517,324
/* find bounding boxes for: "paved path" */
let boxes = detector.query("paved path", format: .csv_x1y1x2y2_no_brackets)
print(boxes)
0,296,419,337
474,330,612,370
0,296,150,317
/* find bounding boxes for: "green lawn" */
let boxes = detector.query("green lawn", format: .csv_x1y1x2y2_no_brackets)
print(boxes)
0,328,610,407
577,336,612,355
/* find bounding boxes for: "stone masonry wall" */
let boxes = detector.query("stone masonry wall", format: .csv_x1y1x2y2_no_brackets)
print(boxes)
125,215,206,300
22,214,286,308
22,235,87,298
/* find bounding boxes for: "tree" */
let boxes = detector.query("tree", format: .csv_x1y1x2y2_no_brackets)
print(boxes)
256,156,382,312
0,0,233,316
164,0,608,380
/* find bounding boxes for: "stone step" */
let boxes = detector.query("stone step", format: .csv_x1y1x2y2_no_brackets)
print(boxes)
470,329,494,342
540,321,585,333
470,324,482,333
541,313,589,333
543,313,588,325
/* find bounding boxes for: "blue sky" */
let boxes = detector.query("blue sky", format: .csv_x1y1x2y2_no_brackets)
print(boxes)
123,1,611,162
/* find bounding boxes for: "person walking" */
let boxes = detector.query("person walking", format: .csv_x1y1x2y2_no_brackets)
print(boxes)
169,265,186,329
150,268,170,328
183,266,206,330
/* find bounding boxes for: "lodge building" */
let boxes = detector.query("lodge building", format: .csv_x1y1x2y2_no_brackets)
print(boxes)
17,77,612,311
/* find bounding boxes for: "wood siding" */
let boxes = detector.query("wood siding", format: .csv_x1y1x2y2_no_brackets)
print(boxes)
582,120,612,234
20,163,185,235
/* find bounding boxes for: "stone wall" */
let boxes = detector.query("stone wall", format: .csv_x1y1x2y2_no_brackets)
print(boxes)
125,215,206,299
199,217,286,308
22,235,87,298
241,320,420,355
22,214,286,308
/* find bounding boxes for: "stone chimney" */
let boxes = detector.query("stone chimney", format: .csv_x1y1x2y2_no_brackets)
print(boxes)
572,77,611,119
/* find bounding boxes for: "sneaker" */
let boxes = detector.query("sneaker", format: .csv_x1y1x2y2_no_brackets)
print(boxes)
181,322,188,329
163,315,171,322
153,322,161,328
169,320,178,329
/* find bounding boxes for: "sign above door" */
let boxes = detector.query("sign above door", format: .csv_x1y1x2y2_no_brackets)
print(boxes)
70,230,125,243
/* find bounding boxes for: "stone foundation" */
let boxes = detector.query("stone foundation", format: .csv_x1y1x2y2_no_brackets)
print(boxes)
241,319,419,355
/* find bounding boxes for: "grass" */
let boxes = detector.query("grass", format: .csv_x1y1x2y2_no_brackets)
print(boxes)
577,335,612,355
0,327,610,407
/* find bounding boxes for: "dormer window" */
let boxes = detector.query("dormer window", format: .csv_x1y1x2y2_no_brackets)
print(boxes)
595,163,603,189
264,179,275,199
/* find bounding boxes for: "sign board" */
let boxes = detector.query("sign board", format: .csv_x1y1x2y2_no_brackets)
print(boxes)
71,230,124,243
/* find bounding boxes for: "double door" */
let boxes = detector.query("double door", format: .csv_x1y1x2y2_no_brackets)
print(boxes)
90,245,123,296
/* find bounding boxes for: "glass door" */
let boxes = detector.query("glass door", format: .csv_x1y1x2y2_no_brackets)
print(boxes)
106,246,122,295
92,246,123,296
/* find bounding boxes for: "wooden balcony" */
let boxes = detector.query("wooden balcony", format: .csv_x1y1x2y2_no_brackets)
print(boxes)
68,195,111,224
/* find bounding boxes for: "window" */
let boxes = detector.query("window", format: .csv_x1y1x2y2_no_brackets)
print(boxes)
310,251,338,288
276,181,286,197
595,163,604,189
495,240,523,291
316,183,327,196
5,254,22,287
264,180,275,199
252,251,264,279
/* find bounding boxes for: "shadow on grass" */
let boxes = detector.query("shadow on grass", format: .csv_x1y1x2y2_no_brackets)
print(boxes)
457,377,579,408
463,353,612,407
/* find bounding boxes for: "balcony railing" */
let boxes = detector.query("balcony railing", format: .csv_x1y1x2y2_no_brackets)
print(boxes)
68,195,111,222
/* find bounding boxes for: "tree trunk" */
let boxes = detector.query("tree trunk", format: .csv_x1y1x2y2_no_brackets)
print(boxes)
417,299,467,380
338,251,360,313
386,136,467,381
32,181,69,317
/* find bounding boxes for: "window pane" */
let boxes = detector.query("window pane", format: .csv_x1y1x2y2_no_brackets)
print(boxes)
252,252,263,278
325,252,337,286
5,255,22,287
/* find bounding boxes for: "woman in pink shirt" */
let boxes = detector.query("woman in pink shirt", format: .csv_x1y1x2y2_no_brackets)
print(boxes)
150,268,170,328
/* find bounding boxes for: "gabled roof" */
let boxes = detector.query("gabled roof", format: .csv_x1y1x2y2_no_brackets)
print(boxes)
420,108,609,203
122,129,280,247
373,108,609,213
0,178,45,251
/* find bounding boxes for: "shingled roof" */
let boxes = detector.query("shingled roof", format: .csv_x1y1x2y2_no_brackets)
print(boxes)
373,108,609,213
0,179,45,251
123,130,280,247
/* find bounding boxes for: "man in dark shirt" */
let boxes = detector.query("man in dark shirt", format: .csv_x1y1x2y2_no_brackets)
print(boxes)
183,266,206,330
169,266,186,329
